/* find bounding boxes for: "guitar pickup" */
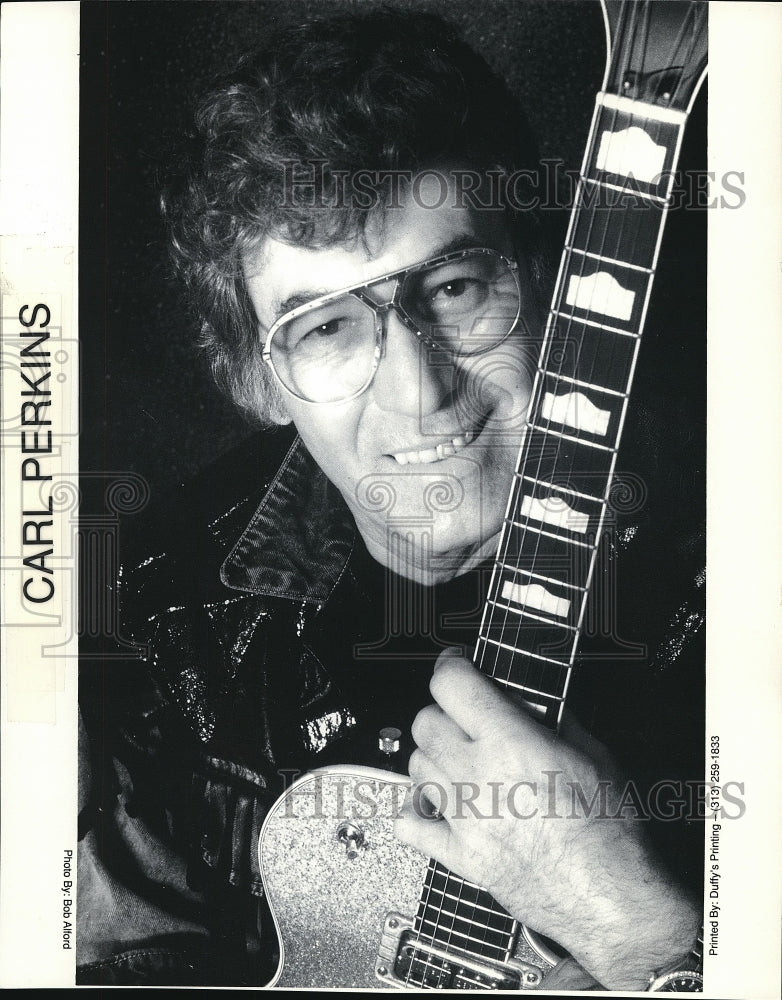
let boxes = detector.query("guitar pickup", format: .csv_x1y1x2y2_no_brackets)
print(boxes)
376,912,544,990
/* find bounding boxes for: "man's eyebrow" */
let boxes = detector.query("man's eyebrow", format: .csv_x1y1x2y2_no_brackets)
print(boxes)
269,233,498,324
272,291,325,323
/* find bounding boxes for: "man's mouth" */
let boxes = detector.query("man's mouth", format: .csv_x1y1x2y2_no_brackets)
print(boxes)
390,428,478,466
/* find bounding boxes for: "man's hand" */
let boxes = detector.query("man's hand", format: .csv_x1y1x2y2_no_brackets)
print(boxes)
394,651,701,991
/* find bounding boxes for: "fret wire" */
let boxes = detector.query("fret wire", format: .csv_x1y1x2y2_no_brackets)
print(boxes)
419,884,517,924
581,175,669,206
506,519,595,549
486,597,578,632
513,482,604,519
561,94,603,255
417,916,512,951
569,182,663,272
542,77,627,654
416,900,516,936
532,368,630,410
525,424,616,452
416,906,514,942
412,859,449,987
541,370,628,399
528,367,629,416
491,559,586,599
417,861,516,971
567,245,654,274
551,309,640,337
598,90,688,126
477,634,573,669
429,862,519,918
518,473,606,505
427,862,499,896
495,560,588,594
493,675,565,702
573,168,673,218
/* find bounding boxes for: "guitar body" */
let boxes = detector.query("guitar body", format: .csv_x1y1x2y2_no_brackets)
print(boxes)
260,766,554,989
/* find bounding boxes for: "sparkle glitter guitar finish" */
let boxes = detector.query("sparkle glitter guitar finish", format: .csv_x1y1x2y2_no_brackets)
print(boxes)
260,767,553,989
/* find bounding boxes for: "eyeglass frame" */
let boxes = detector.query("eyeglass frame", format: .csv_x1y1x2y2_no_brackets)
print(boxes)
259,245,522,405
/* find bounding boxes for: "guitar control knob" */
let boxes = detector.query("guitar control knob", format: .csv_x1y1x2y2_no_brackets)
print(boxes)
377,726,403,772
336,821,365,860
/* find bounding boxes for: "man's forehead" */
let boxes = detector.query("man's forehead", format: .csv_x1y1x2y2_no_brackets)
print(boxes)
268,233,498,324
243,193,511,327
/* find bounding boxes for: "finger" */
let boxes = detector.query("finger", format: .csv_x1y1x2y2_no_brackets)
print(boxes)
407,747,452,819
429,653,535,742
410,702,471,775
394,798,454,864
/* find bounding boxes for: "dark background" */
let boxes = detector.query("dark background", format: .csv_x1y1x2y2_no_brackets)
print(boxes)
79,0,705,504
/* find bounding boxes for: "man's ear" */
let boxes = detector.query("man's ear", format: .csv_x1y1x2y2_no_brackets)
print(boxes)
265,382,293,426
268,406,293,427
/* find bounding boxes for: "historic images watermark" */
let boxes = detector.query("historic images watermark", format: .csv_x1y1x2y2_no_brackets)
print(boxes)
274,768,745,825
281,161,745,213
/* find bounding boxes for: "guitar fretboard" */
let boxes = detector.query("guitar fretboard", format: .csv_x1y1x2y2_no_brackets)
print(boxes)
475,92,688,732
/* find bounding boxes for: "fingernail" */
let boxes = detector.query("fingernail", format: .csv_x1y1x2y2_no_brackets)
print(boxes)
434,646,462,670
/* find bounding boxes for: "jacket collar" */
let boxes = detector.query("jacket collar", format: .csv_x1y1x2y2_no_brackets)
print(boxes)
219,435,356,604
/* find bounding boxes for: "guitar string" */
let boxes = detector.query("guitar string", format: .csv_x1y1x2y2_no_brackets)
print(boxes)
477,0,641,747
485,0,670,728
422,0,650,974
481,0,706,852
435,0,647,953
440,0,644,972
479,0,641,725
467,0,666,963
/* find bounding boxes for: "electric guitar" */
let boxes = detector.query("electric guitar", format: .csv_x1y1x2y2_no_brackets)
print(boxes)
259,1,708,988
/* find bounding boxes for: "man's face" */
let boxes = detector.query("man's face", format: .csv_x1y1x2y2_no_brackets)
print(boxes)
243,174,537,583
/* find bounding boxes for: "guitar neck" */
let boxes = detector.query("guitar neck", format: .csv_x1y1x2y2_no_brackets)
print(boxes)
473,90,695,732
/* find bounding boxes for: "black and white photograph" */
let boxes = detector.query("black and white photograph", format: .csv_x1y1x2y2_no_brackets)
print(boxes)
0,1,779,994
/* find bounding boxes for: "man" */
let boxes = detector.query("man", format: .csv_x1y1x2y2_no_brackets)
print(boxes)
77,6,705,989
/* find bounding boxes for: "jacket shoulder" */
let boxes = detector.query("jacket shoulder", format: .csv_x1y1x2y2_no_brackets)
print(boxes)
121,426,298,572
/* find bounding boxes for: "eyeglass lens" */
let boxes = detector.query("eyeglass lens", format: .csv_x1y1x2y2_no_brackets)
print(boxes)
269,251,519,403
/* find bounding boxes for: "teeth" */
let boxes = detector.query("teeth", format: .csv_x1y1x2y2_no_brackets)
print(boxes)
392,429,478,465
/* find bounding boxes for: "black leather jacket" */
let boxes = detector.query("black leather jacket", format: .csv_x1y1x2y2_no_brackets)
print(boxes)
77,423,705,986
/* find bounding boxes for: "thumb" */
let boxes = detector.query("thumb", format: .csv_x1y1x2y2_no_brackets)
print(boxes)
433,646,468,672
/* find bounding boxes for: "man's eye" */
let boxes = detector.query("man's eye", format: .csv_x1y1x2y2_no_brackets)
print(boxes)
310,319,342,337
299,317,347,343
423,276,487,318
431,277,474,300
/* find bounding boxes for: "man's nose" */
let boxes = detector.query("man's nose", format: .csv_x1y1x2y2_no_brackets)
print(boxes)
369,307,453,416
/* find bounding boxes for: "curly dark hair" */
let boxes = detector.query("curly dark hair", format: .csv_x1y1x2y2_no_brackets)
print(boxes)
162,7,547,424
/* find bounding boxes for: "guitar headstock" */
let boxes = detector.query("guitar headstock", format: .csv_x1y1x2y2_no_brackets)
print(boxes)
601,1,708,113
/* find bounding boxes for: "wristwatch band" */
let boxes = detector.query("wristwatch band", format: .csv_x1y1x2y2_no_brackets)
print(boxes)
647,925,703,992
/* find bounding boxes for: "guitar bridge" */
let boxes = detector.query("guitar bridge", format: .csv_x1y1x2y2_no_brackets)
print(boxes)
376,912,543,990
